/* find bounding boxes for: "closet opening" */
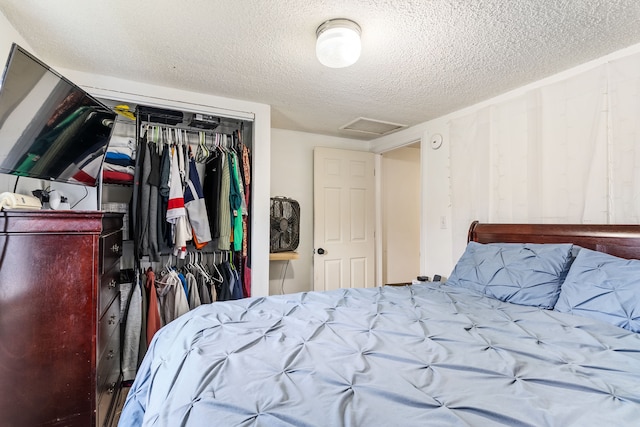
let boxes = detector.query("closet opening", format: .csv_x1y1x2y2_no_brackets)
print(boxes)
98,99,255,383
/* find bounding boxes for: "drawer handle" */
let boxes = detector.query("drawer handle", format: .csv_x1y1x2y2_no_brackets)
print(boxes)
107,349,115,360
108,279,117,289
108,314,117,325
111,243,120,253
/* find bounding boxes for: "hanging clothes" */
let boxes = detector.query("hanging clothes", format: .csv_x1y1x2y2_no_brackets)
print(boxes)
130,121,253,315
229,151,243,252
215,260,232,301
203,150,222,247
158,144,172,251
147,142,162,261
178,271,189,301
120,272,141,382
185,157,212,249
240,140,252,297
155,269,190,326
243,262,251,298
229,261,243,300
137,140,151,258
137,269,148,368
217,151,231,251
184,272,202,310
166,146,191,259
131,130,144,258
198,274,212,304
145,268,162,345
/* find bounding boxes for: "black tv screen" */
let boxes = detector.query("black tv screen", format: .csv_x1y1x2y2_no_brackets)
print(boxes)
0,43,115,186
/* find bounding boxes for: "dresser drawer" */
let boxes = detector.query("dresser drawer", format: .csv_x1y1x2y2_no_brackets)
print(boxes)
98,296,120,361
100,229,122,274
99,265,120,317
97,327,120,394
97,329,121,427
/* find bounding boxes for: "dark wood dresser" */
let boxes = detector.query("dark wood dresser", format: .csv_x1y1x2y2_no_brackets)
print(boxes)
0,210,123,426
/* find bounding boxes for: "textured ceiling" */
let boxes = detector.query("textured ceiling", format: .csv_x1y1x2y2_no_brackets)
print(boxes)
2,0,640,140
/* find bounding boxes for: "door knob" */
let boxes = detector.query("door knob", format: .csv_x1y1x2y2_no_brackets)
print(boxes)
317,248,325,255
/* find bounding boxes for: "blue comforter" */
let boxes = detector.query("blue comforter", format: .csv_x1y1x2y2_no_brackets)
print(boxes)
119,283,640,426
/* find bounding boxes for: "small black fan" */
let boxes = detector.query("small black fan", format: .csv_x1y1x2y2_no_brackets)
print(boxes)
270,197,300,253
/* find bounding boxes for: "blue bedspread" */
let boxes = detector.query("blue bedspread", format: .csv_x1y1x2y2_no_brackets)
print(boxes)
119,283,640,426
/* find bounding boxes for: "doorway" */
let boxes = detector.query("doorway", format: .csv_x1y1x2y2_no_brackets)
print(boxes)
380,142,421,285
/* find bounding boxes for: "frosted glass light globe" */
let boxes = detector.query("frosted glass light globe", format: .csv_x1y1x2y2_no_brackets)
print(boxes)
316,19,361,68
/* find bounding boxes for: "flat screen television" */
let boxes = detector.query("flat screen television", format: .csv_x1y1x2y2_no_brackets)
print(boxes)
0,43,115,186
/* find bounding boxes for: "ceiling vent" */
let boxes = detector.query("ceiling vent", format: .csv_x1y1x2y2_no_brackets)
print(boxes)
339,117,408,136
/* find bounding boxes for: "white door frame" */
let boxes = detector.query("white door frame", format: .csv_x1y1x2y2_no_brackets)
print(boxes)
374,137,425,287
374,154,382,287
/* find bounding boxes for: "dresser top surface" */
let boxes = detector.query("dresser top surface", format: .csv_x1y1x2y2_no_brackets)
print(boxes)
0,210,123,234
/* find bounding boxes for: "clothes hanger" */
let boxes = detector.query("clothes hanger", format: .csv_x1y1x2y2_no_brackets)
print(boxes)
211,133,220,153
195,131,209,163
161,254,178,277
203,252,224,283
216,133,229,154
205,252,224,284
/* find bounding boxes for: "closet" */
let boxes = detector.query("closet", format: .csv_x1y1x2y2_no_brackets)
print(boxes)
100,100,255,383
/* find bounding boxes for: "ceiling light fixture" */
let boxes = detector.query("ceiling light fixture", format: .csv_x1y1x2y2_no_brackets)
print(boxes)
316,18,361,68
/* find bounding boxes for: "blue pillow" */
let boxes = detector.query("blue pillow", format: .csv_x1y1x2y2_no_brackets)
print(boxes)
447,242,574,308
554,248,640,332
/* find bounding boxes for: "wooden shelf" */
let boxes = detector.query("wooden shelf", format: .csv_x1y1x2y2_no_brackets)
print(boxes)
269,251,299,261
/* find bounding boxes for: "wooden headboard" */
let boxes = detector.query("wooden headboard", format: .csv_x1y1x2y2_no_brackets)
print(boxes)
468,221,640,260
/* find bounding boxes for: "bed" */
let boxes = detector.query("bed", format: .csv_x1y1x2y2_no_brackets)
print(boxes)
118,222,640,426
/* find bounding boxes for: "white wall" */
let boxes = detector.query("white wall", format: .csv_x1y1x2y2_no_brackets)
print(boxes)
269,128,368,295
371,41,640,280
0,12,43,196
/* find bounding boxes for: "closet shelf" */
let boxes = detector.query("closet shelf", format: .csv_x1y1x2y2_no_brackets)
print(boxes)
269,251,299,261
102,181,134,186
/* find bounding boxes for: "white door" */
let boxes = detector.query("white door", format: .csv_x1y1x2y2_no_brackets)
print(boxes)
313,147,376,291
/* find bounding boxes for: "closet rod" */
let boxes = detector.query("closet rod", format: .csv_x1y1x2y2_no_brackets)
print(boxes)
150,249,234,257
137,120,242,136
135,108,245,128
